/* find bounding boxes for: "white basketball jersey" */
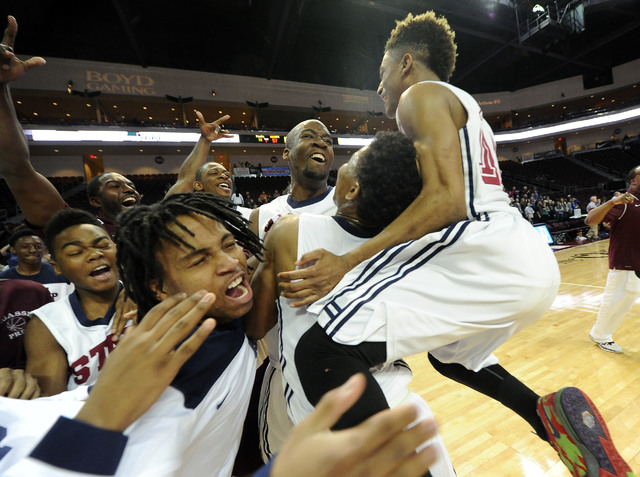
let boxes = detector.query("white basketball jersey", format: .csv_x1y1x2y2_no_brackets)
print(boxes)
256,187,337,241
0,320,255,477
278,214,413,423
32,291,125,390
398,81,514,220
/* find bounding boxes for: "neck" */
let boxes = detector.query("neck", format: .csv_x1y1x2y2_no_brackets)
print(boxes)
16,262,42,275
76,286,120,321
289,183,328,202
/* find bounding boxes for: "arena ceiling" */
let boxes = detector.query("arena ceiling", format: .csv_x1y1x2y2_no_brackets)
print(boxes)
3,0,640,95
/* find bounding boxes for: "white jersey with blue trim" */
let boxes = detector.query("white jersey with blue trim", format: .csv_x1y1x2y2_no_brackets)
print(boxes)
398,80,515,220
0,319,255,477
256,187,337,241
31,290,127,390
277,214,455,477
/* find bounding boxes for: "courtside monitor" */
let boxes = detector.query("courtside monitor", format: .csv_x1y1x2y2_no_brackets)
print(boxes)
534,224,554,245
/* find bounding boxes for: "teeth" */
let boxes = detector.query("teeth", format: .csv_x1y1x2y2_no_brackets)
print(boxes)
122,197,136,205
310,153,325,162
228,276,242,289
219,183,230,189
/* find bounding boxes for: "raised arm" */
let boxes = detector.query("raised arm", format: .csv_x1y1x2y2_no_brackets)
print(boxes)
164,111,231,197
584,192,635,226
24,316,69,396
279,83,467,306
0,16,66,228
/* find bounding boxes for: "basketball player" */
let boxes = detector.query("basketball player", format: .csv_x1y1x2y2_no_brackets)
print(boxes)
247,118,337,460
277,12,634,477
24,208,127,396
1,287,440,476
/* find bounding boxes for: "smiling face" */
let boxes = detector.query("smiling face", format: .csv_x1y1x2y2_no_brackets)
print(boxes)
11,235,44,267
50,224,118,296
194,163,232,198
90,173,141,221
152,214,253,324
284,120,334,189
377,50,406,119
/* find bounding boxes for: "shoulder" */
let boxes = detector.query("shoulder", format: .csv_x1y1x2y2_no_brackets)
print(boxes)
265,214,299,245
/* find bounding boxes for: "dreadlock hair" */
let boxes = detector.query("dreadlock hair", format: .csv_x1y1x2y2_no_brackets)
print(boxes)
353,131,421,228
385,11,457,82
44,208,103,259
8,227,38,248
115,192,263,319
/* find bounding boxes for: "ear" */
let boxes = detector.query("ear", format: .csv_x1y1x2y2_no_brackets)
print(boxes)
89,197,102,208
193,181,204,191
345,181,361,201
401,53,414,77
49,258,62,276
148,278,168,301
282,148,290,163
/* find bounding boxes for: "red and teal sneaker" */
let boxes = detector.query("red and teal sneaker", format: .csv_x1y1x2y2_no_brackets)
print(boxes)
537,387,635,477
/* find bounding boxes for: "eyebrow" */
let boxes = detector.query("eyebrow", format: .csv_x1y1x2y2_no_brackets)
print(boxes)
176,232,236,263
300,128,331,138
60,235,110,251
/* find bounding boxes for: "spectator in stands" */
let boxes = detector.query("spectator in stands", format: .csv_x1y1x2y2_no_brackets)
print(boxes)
538,200,550,221
230,188,245,207
585,165,640,354
554,200,567,220
0,228,71,301
258,190,271,205
524,202,535,223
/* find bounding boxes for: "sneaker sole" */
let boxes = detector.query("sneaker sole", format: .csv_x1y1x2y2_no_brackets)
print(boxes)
549,387,634,477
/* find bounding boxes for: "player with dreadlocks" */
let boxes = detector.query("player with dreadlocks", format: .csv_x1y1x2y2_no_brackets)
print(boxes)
111,191,263,475
116,192,262,319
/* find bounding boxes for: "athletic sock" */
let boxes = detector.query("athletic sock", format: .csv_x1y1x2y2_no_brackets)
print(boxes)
427,353,548,441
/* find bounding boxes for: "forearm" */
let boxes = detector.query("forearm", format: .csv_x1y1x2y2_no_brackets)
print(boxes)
0,83,29,178
165,135,211,197
344,189,465,268
585,199,617,226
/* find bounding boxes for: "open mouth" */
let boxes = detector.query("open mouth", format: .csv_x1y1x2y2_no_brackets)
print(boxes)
310,153,326,164
225,275,251,300
89,264,112,280
218,182,231,190
121,196,138,208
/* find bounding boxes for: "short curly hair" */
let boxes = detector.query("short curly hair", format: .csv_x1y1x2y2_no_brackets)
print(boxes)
385,11,457,82
44,208,103,259
353,131,421,228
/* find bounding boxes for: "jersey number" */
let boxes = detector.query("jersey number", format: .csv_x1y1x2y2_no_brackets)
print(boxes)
480,130,502,186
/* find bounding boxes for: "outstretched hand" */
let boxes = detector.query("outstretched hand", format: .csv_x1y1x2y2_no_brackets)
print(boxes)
75,291,217,432
196,110,232,141
1,16,46,84
271,373,439,477
277,248,350,307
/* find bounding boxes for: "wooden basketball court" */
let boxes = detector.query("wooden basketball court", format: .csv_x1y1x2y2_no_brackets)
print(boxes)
406,239,640,476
